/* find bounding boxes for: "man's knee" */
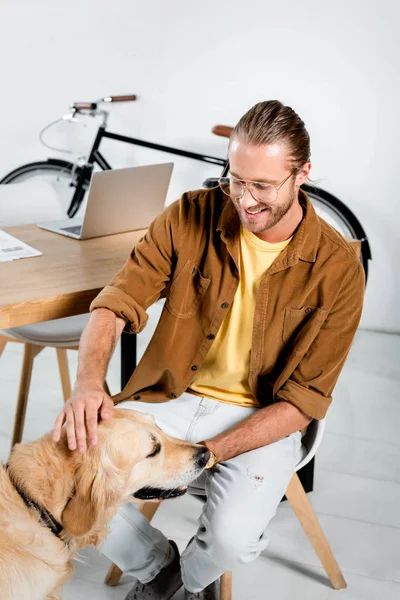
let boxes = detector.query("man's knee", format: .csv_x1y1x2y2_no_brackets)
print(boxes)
197,513,270,566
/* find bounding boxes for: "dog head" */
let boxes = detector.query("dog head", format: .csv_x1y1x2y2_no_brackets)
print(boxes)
60,409,210,541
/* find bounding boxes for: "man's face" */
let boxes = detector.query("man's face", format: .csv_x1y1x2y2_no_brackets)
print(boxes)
228,138,308,235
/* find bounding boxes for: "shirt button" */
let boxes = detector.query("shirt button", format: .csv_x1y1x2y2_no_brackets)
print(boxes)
191,365,198,371
207,333,215,340
305,307,313,315
133,395,141,400
169,392,177,399
221,302,230,309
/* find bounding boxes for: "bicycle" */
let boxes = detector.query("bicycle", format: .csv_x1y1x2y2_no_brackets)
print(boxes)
0,94,371,279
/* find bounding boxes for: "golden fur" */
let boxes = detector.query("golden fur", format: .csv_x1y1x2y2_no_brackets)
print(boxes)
0,408,207,600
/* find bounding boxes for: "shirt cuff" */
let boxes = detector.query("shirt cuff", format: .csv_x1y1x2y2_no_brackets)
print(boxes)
275,379,332,420
89,286,147,333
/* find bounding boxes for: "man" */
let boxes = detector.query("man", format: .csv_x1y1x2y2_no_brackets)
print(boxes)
53,100,365,600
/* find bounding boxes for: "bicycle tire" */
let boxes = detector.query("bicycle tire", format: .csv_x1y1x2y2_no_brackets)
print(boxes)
0,159,76,183
0,159,89,216
301,184,371,282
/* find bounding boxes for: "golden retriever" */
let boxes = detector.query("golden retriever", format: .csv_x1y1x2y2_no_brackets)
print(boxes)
0,408,210,600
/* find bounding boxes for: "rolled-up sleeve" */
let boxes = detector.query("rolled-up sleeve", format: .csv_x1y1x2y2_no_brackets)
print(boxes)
276,261,365,420
89,195,188,333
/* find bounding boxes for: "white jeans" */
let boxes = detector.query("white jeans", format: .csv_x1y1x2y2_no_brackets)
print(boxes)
101,392,305,593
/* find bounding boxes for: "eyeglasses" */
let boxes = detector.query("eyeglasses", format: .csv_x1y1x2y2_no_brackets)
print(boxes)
218,170,297,204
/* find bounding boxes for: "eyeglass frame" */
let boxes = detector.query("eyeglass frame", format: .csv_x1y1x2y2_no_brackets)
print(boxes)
218,168,299,204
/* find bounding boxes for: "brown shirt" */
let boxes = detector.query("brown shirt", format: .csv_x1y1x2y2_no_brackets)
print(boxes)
90,187,365,420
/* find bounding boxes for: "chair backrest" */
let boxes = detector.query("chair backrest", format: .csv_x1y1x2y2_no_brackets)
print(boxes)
0,181,65,227
295,417,326,472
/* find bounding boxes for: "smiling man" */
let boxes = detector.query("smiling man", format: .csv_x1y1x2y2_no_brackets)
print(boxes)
53,101,365,600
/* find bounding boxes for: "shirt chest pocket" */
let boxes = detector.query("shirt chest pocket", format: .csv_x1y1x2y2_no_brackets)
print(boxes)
166,260,211,319
282,306,329,355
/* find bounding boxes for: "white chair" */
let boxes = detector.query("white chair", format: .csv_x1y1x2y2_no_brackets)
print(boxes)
0,182,91,448
105,417,346,599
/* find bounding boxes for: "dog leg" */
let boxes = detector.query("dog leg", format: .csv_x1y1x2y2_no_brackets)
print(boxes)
46,561,74,600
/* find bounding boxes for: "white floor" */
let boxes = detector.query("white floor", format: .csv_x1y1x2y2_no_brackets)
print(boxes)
1,314,400,599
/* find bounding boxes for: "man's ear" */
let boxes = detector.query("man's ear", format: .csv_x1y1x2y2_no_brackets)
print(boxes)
295,161,312,187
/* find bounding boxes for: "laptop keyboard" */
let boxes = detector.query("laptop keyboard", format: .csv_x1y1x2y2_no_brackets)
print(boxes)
61,225,82,235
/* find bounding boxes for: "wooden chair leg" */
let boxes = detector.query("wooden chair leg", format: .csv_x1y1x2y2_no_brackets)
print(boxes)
286,472,347,590
0,335,8,358
104,564,123,587
105,501,162,587
11,343,44,447
220,571,232,600
56,348,72,402
139,500,162,522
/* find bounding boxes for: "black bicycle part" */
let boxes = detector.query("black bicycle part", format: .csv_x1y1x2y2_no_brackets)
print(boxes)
66,163,94,217
102,130,227,167
203,177,220,188
0,158,77,184
66,127,112,216
0,158,94,219
302,184,371,281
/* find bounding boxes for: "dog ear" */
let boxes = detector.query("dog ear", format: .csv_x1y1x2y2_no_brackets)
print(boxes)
61,417,144,539
61,452,127,538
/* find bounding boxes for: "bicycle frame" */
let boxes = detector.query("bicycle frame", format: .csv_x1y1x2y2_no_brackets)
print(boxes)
91,126,228,170
67,124,229,216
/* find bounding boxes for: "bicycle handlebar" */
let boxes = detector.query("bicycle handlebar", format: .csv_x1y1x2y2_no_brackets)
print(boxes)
72,95,136,113
102,95,137,102
73,102,98,111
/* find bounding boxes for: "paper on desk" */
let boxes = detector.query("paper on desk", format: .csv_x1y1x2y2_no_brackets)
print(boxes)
0,230,42,262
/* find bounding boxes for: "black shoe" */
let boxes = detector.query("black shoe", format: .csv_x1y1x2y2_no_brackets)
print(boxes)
184,580,220,600
124,540,182,600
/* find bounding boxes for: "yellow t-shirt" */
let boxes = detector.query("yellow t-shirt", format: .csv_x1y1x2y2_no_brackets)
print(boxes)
189,227,291,407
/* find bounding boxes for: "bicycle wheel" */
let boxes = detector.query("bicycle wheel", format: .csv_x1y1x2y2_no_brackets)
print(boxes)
0,159,89,216
301,184,371,281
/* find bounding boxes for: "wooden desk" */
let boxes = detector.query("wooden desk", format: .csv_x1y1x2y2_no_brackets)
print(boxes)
0,224,146,329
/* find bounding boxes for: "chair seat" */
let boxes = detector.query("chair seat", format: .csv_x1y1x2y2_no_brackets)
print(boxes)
2,314,90,347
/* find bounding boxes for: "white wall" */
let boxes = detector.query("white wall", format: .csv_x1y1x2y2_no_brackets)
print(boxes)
0,0,399,331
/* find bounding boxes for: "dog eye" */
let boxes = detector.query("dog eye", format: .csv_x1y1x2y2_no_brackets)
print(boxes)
147,443,161,458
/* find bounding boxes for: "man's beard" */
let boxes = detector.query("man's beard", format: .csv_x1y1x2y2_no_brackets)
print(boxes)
232,182,297,234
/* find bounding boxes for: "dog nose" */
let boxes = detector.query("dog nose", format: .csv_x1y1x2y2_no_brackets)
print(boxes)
196,447,211,469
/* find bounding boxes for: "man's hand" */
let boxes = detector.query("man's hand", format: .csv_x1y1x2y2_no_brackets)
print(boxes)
52,386,114,453
200,401,311,462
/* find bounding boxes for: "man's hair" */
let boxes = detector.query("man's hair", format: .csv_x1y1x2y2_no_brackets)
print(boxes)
231,100,311,169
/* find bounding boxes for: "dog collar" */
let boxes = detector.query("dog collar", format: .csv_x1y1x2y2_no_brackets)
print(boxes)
6,464,63,537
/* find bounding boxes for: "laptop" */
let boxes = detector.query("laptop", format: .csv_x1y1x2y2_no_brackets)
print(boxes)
37,163,173,239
